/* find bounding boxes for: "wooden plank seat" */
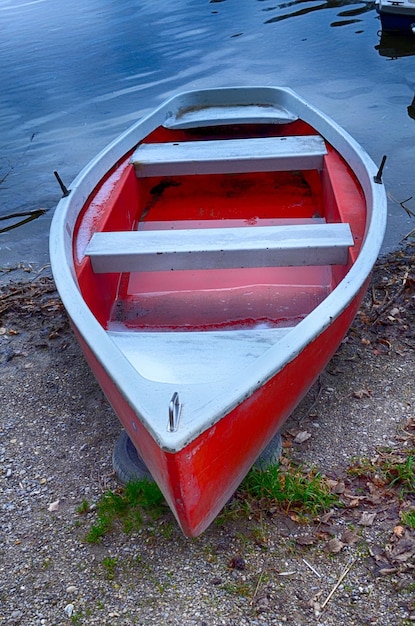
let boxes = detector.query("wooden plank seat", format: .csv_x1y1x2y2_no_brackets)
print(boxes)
131,135,327,177
85,223,354,274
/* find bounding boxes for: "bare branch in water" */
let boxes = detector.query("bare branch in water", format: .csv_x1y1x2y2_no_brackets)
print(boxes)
387,192,415,218
0,208,47,233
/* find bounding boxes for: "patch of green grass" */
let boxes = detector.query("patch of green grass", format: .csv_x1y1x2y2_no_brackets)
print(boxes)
401,509,415,529
76,499,90,514
349,450,415,499
383,453,415,496
222,580,253,597
83,479,166,543
347,457,377,479
238,461,339,518
102,556,118,580
158,521,175,540
400,581,415,594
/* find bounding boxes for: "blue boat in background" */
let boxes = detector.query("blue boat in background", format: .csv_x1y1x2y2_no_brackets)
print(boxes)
376,0,415,34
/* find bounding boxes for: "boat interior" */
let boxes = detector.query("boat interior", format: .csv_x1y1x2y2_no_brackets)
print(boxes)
73,116,366,383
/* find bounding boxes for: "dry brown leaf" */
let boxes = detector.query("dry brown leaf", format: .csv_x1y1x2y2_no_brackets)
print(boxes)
293,431,311,444
343,491,366,501
332,480,346,494
326,479,338,489
343,491,366,508
320,509,336,524
341,529,360,546
387,537,415,563
316,531,332,541
296,534,316,546
378,566,399,575
325,537,344,554
353,388,372,399
308,591,323,618
394,525,405,538
359,511,377,526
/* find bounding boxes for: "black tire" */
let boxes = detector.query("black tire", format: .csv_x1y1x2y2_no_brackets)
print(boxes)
112,428,281,485
112,430,154,484
254,431,282,470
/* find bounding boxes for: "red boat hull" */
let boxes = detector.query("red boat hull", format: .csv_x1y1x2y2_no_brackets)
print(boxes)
74,280,365,536
50,88,386,536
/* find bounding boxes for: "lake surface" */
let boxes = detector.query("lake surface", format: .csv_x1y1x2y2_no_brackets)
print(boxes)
1,0,415,269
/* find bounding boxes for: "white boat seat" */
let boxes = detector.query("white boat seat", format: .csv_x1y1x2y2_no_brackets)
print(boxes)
131,135,327,177
85,223,354,273
163,103,298,129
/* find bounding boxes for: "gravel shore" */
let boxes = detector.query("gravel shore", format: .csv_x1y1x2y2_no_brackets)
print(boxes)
0,245,414,626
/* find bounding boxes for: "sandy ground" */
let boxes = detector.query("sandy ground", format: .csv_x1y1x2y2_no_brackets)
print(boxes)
0,244,414,625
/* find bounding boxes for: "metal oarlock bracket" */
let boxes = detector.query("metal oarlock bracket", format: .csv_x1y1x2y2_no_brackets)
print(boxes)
374,155,387,184
168,392,181,432
54,170,71,197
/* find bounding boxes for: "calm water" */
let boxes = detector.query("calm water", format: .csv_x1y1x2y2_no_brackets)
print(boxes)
1,0,415,269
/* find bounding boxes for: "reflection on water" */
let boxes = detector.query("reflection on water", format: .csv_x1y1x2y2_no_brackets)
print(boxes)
376,31,415,58
262,0,374,27
1,0,414,267
375,33,415,121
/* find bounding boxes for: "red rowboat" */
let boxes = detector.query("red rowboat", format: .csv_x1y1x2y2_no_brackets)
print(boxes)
50,87,387,536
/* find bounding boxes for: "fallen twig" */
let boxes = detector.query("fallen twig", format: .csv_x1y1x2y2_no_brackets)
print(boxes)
320,559,356,612
0,276,56,315
387,192,415,219
401,227,415,242
0,208,47,233
298,376,323,423
371,270,410,325
0,165,12,186
302,558,321,578
250,566,266,605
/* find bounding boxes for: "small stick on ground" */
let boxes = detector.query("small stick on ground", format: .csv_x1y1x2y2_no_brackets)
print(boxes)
250,565,266,606
302,558,321,579
371,270,410,325
401,227,415,242
298,376,323,423
320,559,356,613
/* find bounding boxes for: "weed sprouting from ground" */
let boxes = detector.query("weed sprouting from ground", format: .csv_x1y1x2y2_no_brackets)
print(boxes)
76,499,90,515
234,459,339,519
84,479,166,543
401,509,415,530
383,453,415,496
348,449,415,499
102,556,118,580
83,459,340,540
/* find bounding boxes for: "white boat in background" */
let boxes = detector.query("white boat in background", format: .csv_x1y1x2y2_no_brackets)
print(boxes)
376,0,415,34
